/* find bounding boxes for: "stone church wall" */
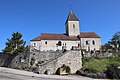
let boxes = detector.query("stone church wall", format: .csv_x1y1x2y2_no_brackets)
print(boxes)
31,40,80,51
81,38,101,51
30,38,101,52
66,21,80,36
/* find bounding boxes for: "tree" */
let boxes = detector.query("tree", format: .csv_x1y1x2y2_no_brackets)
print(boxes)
111,32,120,52
3,32,26,54
102,32,120,52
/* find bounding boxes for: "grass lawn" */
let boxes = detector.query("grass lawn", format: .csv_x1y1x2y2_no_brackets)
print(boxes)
81,57,120,73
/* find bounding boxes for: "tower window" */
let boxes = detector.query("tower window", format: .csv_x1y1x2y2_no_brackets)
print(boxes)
93,40,95,45
73,24,75,29
45,41,47,44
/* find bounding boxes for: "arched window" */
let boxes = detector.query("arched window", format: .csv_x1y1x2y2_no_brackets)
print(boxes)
92,40,95,45
57,41,62,46
45,41,47,44
33,43,36,47
73,24,75,29
86,41,89,45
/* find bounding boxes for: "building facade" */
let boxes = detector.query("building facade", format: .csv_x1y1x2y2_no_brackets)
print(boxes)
30,10,101,52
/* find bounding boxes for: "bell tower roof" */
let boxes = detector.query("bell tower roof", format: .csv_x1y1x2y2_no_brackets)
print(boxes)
65,10,79,24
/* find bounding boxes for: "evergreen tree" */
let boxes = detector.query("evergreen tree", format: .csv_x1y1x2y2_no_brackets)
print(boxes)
3,32,26,54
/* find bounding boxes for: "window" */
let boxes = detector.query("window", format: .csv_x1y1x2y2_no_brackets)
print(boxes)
57,41,62,46
86,41,89,45
73,24,75,29
65,43,66,46
92,40,95,45
33,43,36,47
45,41,47,44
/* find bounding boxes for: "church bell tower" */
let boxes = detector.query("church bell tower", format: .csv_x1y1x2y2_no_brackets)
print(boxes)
65,10,80,36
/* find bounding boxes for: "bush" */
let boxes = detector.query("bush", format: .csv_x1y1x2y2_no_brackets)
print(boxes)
106,64,120,79
96,73,107,78
61,64,71,74
76,70,107,78
56,64,71,75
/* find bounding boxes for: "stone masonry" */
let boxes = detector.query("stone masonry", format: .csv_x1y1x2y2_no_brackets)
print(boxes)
29,50,82,74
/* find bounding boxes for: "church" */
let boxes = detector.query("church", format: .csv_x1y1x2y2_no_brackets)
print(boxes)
30,10,101,52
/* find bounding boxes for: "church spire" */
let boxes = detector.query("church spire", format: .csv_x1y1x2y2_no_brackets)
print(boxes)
65,0,80,36
65,0,79,24
70,0,72,11
65,10,79,24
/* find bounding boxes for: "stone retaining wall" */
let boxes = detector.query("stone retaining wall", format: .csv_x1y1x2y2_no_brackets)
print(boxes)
29,50,82,74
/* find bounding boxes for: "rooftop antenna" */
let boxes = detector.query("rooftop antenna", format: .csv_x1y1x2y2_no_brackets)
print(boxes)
69,0,72,11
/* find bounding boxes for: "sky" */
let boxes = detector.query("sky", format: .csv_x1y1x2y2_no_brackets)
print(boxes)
0,0,120,51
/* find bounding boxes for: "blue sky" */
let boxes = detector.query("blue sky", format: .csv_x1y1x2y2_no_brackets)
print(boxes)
0,0,120,51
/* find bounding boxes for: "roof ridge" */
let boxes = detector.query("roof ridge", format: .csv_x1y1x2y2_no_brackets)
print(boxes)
41,33,65,35
80,32,96,33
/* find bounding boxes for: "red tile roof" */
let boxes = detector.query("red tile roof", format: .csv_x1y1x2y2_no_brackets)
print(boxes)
31,32,100,41
79,32,100,38
31,36,41,41
31,33,79,41
41,33,79,40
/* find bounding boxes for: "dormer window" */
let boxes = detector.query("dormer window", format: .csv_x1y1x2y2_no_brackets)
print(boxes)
73,24,75,29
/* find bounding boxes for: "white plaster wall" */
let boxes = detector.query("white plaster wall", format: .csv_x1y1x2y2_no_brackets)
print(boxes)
30,41,41,51
30,38,101,51
67,21,80,36
31,40,80,51
80,38,101,51
41,40,80,51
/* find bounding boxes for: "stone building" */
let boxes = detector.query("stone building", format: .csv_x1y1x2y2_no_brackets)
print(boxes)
30,10,101,52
